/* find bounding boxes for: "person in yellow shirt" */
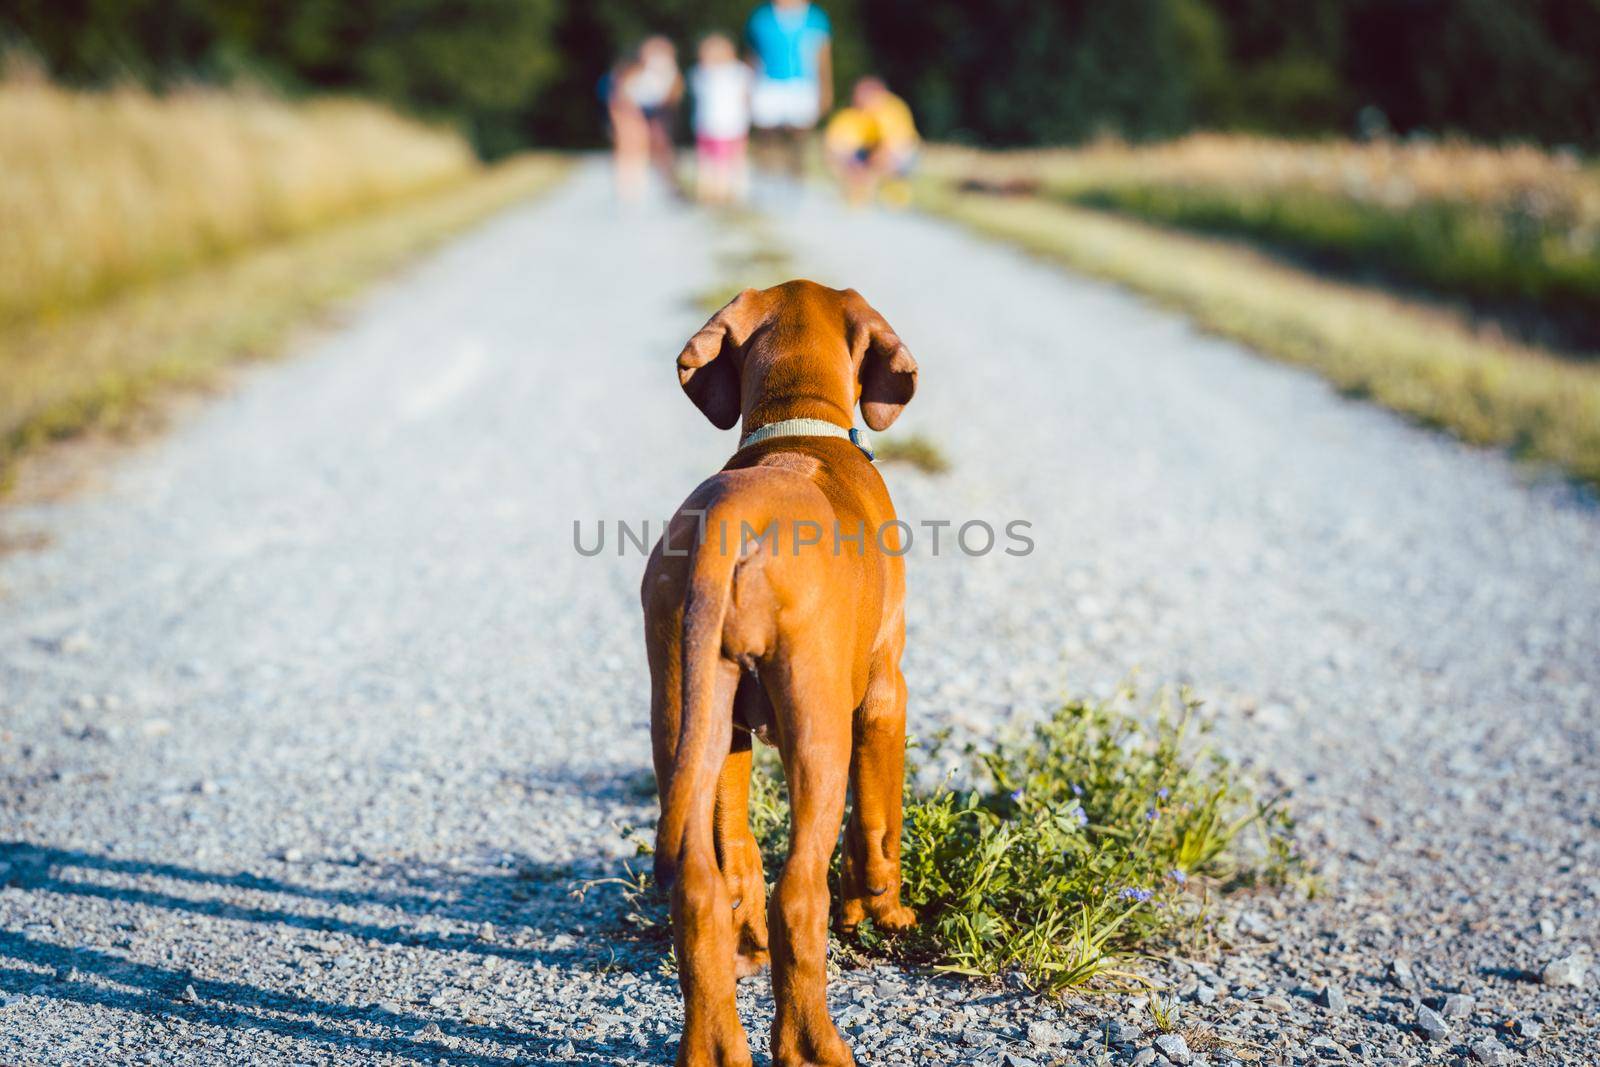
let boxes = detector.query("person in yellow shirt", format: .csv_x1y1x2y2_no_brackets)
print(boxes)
824,76,919,205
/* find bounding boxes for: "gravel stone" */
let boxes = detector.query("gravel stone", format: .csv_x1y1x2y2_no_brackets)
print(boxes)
1539,955,1588,988
1315,984,1347,1013
1469,1036,1511,1065
1153,1032,1193,1064
1310,1035,1347,1058
1024,1020,1066,1047
1416,1006,1451,1042
1440,992,1475,1019
1108,1020,1144,1046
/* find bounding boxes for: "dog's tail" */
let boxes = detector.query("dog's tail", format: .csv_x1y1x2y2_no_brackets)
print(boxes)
654,507,742,891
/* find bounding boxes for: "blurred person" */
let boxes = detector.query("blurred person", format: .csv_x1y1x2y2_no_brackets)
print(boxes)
745,0,832,178
603,54,650,202
612,36,684,201
689,34,753,205
824,75,919,205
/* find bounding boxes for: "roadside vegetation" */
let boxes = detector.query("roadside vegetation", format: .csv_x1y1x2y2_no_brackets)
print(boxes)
608,688,1296,993
1,68,477,324
756,688,1296,992
692,211,798,316
0,71,566,489
873,433,951,474
919,145,1600,488
930,136,1600,345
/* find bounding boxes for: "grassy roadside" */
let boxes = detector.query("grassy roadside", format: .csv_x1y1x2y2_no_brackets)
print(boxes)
0,155,569,490
918,178,1600,488
925,137,1600,344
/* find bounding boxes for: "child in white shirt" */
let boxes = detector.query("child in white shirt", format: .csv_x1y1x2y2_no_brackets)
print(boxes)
690,34,753,204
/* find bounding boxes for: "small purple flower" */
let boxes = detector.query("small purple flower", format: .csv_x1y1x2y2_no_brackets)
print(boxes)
1071,783,1084,797
1119,886,1153,903
1009,787,1026,804
1156,787,1170,800
1145,808,1159,822
1069,804,1088,827
1168,868,1187,886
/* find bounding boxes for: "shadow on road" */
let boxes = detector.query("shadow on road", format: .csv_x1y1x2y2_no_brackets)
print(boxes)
0,841,671,1065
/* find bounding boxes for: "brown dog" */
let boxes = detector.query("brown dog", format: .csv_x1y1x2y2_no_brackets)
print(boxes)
643,281,918,1066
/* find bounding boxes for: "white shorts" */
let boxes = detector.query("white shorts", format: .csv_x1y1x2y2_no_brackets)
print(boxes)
750,78,821,130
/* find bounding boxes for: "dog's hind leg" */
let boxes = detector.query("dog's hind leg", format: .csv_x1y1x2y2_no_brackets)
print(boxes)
767,657,856,1067
839,648,917,933
653,655,770,982
720,675,770,979
669,659,752,1067
646,600,684,888
646,550,752,1065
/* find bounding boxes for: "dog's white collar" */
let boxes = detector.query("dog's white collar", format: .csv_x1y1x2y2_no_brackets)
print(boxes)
738,418,874,460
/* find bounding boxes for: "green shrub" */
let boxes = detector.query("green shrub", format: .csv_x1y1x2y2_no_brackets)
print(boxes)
750,687,1297,992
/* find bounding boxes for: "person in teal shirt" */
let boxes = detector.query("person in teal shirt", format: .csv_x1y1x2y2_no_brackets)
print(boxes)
745,0,832,176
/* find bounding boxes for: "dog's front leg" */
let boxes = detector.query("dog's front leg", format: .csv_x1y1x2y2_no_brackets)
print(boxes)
715,716,770,979
840,656,917,933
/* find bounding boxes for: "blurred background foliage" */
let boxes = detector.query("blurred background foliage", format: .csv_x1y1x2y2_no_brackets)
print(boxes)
4,0,1599,155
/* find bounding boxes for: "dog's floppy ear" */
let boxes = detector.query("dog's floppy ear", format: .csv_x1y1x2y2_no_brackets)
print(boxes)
849,293,918,431
677,288,760,430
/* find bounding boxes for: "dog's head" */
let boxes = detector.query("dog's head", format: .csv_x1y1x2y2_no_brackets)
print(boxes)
676,280,917,433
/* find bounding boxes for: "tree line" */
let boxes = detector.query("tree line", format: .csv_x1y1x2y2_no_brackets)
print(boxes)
5,0,1597,155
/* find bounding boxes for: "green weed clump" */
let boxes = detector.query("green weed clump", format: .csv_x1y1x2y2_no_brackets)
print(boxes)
873,433,951,474
691,215,797,315
749,687,1297,993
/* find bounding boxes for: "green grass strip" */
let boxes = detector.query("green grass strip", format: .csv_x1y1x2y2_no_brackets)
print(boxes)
921,183,1600,488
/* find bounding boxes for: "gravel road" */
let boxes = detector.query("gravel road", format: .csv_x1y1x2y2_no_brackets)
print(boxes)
2,161,1597,1066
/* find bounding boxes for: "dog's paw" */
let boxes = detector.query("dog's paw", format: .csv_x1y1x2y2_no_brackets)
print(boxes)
771,1024,856,1067
868,901,917,932
677,1017,754,1067
840,893,916,934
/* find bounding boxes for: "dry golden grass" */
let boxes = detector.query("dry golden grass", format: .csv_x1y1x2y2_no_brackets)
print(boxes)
919,179,1600,486
1,155,568,488
0,71,477,324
